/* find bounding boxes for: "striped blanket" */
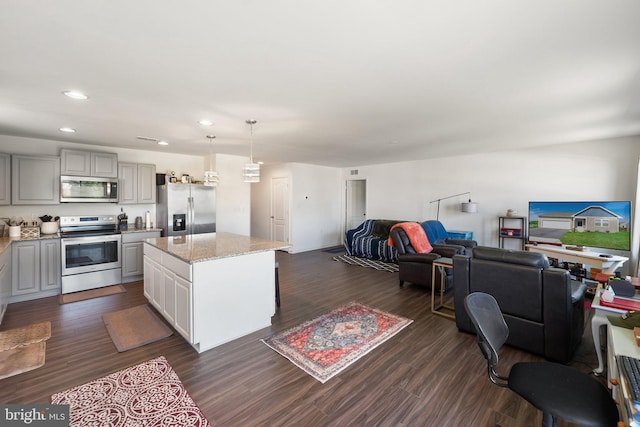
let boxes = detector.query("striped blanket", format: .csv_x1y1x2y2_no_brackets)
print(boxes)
344,219,399,262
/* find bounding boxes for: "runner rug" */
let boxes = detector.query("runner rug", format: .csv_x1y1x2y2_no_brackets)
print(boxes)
262,302,412,383
332,254,399,272
51,356,211,427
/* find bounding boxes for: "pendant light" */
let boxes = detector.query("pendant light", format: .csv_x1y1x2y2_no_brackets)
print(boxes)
243,119,260,183
204,135,219,186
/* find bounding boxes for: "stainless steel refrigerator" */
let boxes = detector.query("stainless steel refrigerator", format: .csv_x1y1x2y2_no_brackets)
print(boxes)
157,183,216,237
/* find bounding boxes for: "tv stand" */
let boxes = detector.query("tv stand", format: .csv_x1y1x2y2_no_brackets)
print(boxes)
525,244,628,274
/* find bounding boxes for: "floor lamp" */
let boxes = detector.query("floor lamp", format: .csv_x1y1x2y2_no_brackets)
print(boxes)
430,192,478,220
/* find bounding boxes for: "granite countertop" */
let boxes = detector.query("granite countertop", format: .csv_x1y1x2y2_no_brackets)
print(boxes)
145,232,291,264
0,233,60,255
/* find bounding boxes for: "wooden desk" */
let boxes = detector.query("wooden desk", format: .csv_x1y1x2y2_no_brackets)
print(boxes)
431,257,454,319
525,244,628,274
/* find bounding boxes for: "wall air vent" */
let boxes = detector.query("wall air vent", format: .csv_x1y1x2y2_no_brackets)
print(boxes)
136,136,159,142
350,169,359,176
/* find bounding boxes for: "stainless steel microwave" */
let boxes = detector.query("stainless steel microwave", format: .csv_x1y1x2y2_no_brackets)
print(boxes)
60,175,118,203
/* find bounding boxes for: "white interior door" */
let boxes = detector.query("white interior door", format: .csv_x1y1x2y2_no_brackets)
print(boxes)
271,177,289,242
346,179,366,232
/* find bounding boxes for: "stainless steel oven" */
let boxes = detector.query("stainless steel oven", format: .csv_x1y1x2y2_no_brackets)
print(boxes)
59,215,121,294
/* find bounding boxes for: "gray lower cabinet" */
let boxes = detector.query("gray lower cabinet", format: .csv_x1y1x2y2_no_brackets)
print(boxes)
0,153,10,205
12,154,60,205
11,239,61,302
0,248,11,324
122,231,161,282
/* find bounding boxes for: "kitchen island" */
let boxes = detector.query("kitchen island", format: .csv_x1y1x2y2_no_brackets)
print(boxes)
143,232,290,353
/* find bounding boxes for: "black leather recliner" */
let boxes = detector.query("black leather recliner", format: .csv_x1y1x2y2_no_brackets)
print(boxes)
453,246,587,363
389,227,467,289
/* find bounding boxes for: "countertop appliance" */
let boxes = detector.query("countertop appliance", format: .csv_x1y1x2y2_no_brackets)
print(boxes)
60,175,118,203
59,215,121,294
157,182,216,237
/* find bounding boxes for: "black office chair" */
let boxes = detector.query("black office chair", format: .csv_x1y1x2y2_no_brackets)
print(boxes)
464,292,619,427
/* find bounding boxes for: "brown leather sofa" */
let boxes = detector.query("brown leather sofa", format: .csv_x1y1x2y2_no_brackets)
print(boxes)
453,246,587,363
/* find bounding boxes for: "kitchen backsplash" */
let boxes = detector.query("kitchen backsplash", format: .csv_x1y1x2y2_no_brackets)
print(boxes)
0,204,157,231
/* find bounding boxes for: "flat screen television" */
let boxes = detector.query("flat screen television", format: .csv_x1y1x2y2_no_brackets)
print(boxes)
528,201,632,251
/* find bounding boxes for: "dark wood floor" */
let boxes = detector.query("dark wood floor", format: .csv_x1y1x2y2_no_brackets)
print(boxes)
0,249,605,426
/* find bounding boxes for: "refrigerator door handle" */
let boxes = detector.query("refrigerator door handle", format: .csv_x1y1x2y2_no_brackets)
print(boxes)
188,196,194,234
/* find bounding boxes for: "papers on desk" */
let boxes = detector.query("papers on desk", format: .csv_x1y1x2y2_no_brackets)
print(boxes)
600,296,640,312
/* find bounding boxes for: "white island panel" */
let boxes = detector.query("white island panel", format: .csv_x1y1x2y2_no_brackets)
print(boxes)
143,232,288,353
192,250,275,353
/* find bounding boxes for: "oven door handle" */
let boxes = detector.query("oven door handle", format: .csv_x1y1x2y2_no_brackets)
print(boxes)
61,234,122,245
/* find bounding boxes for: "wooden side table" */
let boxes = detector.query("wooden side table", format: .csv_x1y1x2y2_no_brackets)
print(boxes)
431,257,455,319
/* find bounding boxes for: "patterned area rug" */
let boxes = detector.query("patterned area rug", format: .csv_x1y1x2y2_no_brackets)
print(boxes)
332,254,399,272
51,356,211,427
262,302,412,383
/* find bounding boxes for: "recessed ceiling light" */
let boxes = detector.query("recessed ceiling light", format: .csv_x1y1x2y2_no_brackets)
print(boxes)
63,91,88,100
157,140,169,146
199,119,213,126
59,127,76,133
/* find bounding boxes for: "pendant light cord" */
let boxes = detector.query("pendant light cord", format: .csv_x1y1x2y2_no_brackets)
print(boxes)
246,119,256,163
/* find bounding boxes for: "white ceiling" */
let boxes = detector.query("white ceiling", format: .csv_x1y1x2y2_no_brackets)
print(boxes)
1,1,639,167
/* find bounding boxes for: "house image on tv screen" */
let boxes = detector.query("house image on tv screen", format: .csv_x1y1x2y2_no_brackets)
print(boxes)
528,201,631,250
538,206,622,234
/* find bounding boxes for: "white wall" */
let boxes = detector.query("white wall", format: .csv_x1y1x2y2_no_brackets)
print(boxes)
251,163,342,253
341,135,640,274
214,153,250,235
289,163,342,253
251,163,290,240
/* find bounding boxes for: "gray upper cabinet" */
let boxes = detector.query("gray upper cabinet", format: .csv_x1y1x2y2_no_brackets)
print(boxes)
119,162,156,204
138,163,156,203
60,149,90,175
61,149,118,178
11,154,60,205
118,162,137,204
91,152,118,177
0,153,10,205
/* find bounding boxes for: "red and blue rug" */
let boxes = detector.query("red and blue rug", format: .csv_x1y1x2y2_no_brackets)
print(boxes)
262,302,412,383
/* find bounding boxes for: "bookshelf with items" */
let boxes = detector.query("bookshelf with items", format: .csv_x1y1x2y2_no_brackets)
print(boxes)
498,216,527,250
